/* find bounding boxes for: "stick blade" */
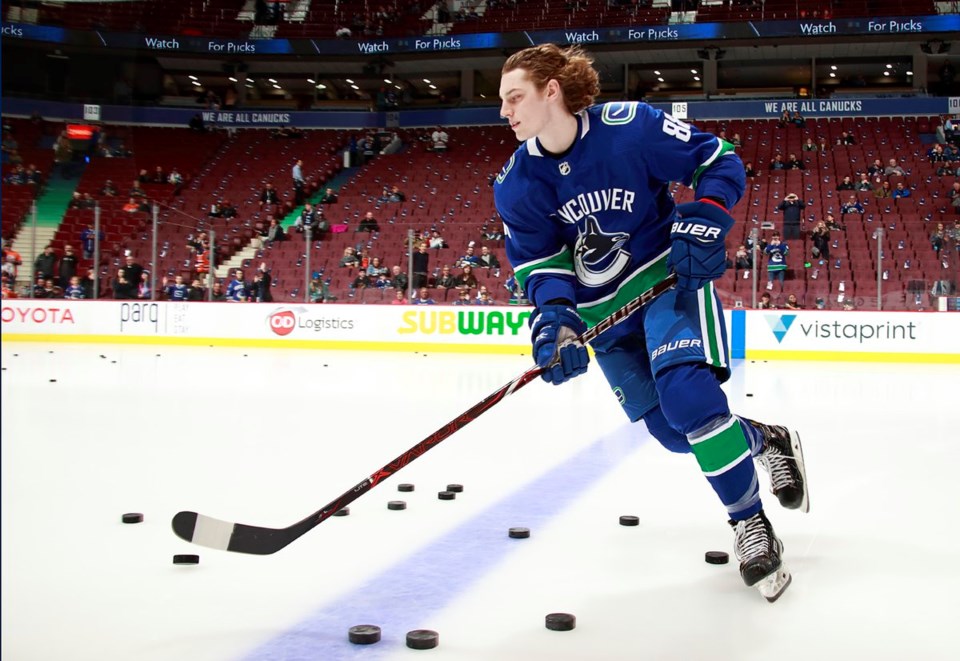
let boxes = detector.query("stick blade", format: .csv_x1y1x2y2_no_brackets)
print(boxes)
172,510,297,555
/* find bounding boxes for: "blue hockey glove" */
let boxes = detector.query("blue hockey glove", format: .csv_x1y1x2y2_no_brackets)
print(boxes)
667,199,736,292
530,304,589,385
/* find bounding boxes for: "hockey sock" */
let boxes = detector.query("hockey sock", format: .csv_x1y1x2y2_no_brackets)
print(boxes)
736,416,766,456
642,405,691,454
657,364,761,520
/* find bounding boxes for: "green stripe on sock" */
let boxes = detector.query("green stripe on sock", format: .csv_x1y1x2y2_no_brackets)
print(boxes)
691,419,750,474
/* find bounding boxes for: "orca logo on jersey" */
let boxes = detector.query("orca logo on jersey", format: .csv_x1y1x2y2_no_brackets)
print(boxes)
574,215,631,287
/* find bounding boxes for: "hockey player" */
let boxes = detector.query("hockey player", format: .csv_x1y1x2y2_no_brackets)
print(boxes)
494,44,808,602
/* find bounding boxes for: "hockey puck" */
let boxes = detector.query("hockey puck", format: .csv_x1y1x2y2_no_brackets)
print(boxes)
619,515,640,527
746,393,754,398
173,554,200,565
398,483,415,492
387,500,407,511
705,551,729,565
545,613,576,631
508,527,530,539
121,513,144,524
438,491,456,500
406,629,439,650
332,507,350,517
348,624,381,645
446,484,464,493
49,379,57,383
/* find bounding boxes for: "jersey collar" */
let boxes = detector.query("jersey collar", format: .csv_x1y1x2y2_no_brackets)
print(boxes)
525,109,590,159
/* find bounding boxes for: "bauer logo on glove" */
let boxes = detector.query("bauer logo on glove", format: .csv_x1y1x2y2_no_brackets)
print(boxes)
667,199,735,292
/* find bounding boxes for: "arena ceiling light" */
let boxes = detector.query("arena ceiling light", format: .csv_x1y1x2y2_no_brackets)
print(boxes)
350,84,359,90
886,64,893,69
423,78,431,83
188,75,197,80
690,69,697,74
316,83,326,89
307,78,315,84
883,71,890,77
907,70,914,75
694,76,701,81
272,84,281,88
429,84,437,89
383,78,391,83
268,78,277,83
829,72,836,78
653,70,661,75
657,77,665,82
830,65,837,70
346,78,354,84
228,77,237,82
191,81,201,86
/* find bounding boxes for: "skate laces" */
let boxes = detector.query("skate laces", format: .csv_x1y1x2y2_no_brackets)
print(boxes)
735,515,772,562
757,428,798,491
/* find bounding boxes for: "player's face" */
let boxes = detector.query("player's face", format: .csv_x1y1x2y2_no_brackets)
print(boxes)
499,69,549,142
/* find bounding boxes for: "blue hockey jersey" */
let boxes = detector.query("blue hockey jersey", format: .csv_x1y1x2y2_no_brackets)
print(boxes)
494,101,745,337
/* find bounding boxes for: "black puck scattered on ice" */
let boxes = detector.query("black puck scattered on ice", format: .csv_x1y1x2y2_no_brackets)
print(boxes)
446,484,464,493
111,360,117,364
387,500,407,511
406,629,439,650
332,507,350,517
173,554,200,565
545,613,576,631
348,624,381,645
746,393,754,398
619,515,639,527
398,483,415,492
508,527,530,539
49,379,57,383
99,355,106,359
705,551,729,565
122,513,144,524
438,491,456,500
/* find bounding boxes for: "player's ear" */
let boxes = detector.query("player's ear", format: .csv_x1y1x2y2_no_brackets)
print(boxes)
545,78,562,101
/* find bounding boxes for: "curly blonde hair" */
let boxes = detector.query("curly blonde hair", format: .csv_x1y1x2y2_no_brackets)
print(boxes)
502,44,600,115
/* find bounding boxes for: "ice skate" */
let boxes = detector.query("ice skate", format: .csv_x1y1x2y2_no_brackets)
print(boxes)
745,418,810,513
730,510,792,603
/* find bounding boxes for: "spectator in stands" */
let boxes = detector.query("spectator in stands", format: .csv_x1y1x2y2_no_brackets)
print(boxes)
734,244,752,277
122,254,144,285
867,159,885,177
431,126,449,152
295,202,318,235
764,233,789,291
34,245,57,281
435,265,457,290
776,193,804,241
458,245,480,268
2,241,22,279
841,195,865,216
455,264,478,290
123,197,141,213
111,269,135,299
292,159,305,205
477,290,495,306
818,137,829,155
836,176,855,191
163,275,189,301
390,288,407,304
80,224,103,260
931,223,946,256
35,278,62,299
743,161,757,178
768,154,785,171
412,287,436,305
53,135,73,178
777,108,791,128
260,182,280,210
428,230,447,249
784,153,804,170
58,245,78,289
928,144,945,163
757,291,775,309
783,294,802,310
264,217,286,244
884,158,907,177
339,247,360,268
838,131,856,146
453,289,472,306
386,185,406,202
892,182,911,200
478,245,501,271
791,111,805,127
320,187,338,204
874,180,893,198
855,173,873,192
130,180,146,197
210,281,226,301
63,275,84,300
366,256,388,284
482,220,504,241
168,168,184,195
357,211,380,233
309,278,332,303
253,263,273,302
730,133,742,147
221,200,237,219
100,180,118,197
950,182,960,213
151,166,165,184
410,241,429,289
384,265,406,293
136,271,152,299
811,221,830,261
227,270,248,302
81,268,98,299
802,138,817,152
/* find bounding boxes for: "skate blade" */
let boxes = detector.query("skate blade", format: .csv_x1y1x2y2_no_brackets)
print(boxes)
789,430,810,514
756,566,792,603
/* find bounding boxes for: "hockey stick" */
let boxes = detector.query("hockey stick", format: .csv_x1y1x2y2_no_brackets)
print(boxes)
172,273,677,555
